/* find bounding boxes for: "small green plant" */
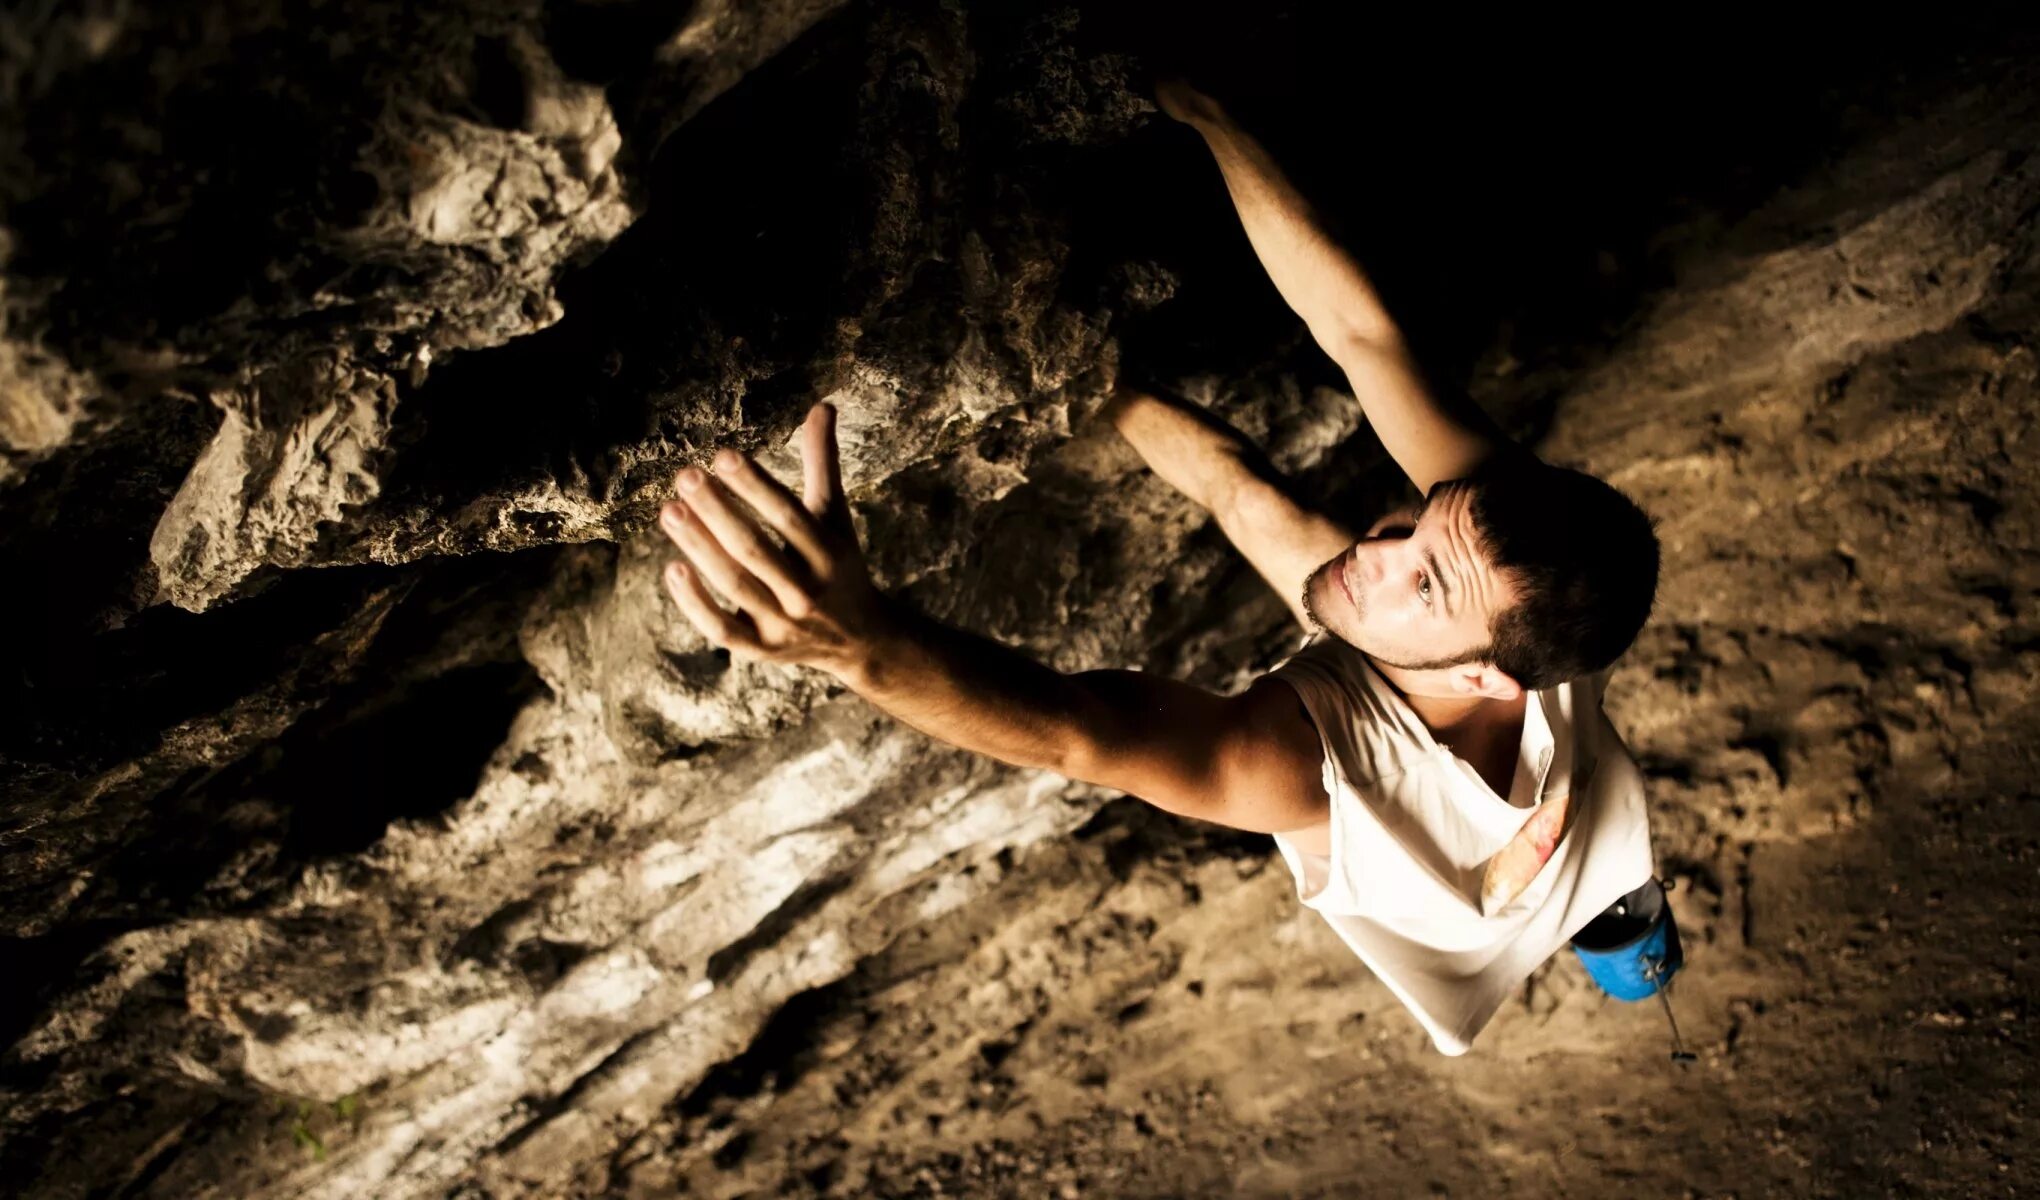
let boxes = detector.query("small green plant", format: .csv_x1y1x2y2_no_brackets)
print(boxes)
275,1092,365,1162
287,1100,326,1162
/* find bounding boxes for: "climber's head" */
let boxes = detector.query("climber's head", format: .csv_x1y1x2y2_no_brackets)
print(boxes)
1300,456,1660,696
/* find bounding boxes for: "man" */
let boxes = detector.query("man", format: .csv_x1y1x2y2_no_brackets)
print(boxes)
656,81,1661,1055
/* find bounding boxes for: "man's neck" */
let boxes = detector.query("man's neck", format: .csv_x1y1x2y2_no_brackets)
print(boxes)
1369,656,1522,739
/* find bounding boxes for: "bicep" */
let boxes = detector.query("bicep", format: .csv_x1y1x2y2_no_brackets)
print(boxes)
1065,670,1329,834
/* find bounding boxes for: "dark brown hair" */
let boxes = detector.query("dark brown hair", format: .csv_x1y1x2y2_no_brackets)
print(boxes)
1437,456,1661,690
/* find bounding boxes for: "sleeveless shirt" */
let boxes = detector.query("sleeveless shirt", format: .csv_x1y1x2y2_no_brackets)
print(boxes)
1264,631,1656,1055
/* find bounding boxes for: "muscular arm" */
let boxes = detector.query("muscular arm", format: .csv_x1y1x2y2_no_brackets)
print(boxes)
1162,84,1518,494
1102,385,1352,630
841,597,1328,834
657,403,1328,837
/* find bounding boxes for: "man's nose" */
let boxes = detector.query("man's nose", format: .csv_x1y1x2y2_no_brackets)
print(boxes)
1360,544,1387,586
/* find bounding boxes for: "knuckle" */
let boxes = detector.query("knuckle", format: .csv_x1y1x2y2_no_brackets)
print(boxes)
780,592,814,621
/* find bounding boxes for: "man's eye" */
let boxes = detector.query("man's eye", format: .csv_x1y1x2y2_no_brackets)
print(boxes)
1419,574,1433,605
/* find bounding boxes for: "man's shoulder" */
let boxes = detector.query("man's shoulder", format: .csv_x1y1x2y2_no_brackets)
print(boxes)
1252,639,1419,789
1263,629,1375,692
1233,671,1329,764
1547,667,1650,793
1538,667,1614,731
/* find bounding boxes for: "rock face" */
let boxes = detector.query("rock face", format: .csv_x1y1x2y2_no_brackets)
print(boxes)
4,5,2039,1198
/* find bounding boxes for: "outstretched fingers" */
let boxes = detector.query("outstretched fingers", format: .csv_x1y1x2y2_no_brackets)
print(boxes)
661,497,785,622
710,451,833,579
673,467,815,615
663,558,758,652
801,402,852,537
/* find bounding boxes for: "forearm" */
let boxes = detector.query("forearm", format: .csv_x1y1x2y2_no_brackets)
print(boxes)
1103,384,1355,627
1181,99,1511,492
835,594,1114,778
1184,105,1398,349
834,597,1307,829
1101,386,1262,513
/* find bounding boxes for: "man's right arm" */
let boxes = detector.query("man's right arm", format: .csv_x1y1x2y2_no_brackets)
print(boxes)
841,599,1330,835
1158,81,1522,495
658,403,1331,838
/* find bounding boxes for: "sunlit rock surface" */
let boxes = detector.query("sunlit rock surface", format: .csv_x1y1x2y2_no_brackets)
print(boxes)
4,5,2038,1197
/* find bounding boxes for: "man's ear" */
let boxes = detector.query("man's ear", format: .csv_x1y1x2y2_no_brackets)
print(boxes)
1451,662,1523,702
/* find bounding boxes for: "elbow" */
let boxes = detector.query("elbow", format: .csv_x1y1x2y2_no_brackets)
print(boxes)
1044,678,1118,785
1052,709,1121,788
1201,441,1261,521
1316,322,1410,374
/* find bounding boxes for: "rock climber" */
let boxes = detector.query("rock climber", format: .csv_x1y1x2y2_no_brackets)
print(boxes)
656,80,1663,1055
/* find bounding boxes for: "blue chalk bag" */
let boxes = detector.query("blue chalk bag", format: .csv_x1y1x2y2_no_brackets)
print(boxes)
1571,877,1696,1062
1571,876,1683,999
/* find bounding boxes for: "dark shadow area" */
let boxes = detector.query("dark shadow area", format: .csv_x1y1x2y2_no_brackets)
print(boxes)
545,0,703,85
0,918,157,1064
1,557,400,778
3,14,377,350
268,657,543,858
705,874,857,985
0,393,224,752
1078,6,2040,431
1,540,556,793
72,549,560,912
381,4,876,512
2,546,560,1062
675,980,855,1121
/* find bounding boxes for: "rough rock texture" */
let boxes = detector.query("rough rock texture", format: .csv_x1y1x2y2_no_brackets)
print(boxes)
4,5,2040,1197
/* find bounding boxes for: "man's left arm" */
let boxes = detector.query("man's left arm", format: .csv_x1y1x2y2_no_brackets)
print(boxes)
1159,80,1523,495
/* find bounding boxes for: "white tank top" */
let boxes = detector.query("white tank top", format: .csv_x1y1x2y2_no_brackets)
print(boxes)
1265,631,1657,1055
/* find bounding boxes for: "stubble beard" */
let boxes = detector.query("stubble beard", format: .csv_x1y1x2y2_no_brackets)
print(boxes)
1301,553,1475,674
1300,555,1351,638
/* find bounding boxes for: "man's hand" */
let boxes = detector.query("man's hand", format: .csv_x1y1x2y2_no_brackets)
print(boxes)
658,402,891,675
1153,77,1221,127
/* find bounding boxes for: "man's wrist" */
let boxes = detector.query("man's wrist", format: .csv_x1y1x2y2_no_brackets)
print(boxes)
1180,89,1234,138
1156,79,1225,130
818,591,913,693
1101,385,1154,438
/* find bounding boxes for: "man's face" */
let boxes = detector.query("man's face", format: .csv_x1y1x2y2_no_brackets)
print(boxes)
1301,483,1516,672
